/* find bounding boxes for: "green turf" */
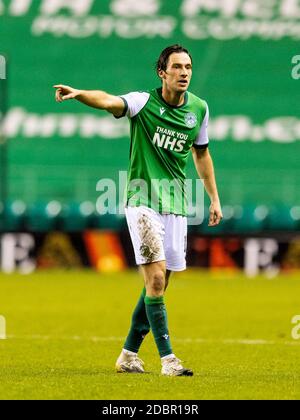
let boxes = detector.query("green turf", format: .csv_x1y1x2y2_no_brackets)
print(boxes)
0,269,300,400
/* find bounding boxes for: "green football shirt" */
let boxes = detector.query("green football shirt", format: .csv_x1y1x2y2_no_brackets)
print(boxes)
118,87,209,216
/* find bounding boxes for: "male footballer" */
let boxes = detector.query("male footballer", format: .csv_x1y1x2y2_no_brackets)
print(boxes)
54,44,222,376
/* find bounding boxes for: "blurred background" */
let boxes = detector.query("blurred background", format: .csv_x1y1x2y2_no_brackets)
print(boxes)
0,0,300,276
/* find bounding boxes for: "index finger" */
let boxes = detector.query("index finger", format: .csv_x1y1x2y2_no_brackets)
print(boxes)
53,84,67,89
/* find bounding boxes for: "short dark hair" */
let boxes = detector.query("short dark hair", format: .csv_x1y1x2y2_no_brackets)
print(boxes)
156,44,192,75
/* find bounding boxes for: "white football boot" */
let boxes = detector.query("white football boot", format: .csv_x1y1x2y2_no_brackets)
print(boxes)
161,356,193,376
115,350,145,373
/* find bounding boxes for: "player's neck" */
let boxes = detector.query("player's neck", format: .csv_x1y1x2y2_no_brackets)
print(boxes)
161,86,185,107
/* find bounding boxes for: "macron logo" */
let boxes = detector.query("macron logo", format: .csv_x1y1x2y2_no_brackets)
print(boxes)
160,107,166,116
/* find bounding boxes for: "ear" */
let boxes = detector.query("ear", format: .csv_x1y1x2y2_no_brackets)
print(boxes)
158,69,165,80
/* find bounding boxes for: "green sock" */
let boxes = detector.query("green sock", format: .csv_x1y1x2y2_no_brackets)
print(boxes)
144,295,173,358
124,287,150,353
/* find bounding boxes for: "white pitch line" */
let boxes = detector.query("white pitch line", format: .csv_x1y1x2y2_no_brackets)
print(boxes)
5,334,300,347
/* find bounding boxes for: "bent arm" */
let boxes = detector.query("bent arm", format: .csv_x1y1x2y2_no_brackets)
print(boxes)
53,84,126,117
192,147,222,226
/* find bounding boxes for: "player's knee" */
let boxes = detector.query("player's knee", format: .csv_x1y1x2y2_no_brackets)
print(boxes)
150,270,165,295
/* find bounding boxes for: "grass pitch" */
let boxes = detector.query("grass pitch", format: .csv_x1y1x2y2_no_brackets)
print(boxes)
0,269,300,400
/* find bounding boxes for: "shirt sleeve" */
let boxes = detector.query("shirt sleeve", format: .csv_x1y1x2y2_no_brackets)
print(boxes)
115,91,150,119
193,103,209,149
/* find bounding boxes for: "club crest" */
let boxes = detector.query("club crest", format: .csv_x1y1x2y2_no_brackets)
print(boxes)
184,112,197,128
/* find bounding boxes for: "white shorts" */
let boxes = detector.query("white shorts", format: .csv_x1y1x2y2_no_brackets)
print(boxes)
125,205,187,271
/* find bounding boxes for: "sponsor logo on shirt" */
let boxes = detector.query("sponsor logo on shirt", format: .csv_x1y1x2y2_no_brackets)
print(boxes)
160,107,166,116
152,126,189,152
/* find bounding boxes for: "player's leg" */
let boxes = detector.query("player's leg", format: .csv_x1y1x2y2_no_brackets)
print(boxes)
123,269,171,351
117,285,149,371
141,260,173,358
116,206,165,373
116,269,172,373
158,213,193,376
141,260,192,376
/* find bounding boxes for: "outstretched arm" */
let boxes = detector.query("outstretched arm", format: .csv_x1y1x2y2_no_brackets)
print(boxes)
192,147,222,226
53,84,126,117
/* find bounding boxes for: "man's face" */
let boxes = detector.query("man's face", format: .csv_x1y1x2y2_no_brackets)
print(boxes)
159,52,192,93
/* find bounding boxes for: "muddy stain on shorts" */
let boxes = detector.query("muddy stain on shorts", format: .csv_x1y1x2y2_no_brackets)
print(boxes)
137,213,162,263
